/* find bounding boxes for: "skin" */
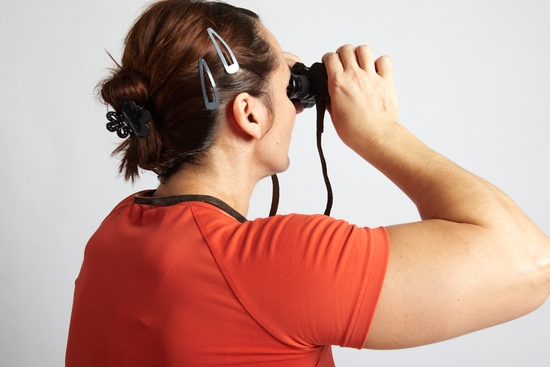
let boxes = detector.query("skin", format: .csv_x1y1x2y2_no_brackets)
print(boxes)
155,24,550,349
321,44,550,349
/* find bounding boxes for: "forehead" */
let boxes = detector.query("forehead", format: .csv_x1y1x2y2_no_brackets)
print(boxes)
259,24,286,65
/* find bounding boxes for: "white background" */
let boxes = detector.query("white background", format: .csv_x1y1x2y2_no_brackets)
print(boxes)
1,0,549,366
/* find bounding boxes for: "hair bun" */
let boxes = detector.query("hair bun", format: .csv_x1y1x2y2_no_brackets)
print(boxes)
100,69,149,112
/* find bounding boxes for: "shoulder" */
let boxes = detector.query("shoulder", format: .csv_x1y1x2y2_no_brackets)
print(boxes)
195,212,390,349
194,210,389,268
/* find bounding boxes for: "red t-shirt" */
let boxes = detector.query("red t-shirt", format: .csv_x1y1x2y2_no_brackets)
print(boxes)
66,192,389,366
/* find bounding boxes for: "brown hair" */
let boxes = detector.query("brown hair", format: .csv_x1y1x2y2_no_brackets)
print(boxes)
99,0,278,182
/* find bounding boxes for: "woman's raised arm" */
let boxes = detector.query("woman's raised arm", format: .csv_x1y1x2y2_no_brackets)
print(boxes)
323,44,550,349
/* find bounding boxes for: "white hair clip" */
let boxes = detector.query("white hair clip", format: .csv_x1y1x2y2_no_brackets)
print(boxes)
199,28,240,110
207,27,239,74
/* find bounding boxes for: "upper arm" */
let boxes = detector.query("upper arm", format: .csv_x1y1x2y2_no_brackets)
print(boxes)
363,219,546,349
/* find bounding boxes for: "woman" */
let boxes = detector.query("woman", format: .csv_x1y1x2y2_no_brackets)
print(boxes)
66,0,550,366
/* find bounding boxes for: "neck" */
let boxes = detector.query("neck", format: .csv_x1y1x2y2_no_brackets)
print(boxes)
153,150,266,218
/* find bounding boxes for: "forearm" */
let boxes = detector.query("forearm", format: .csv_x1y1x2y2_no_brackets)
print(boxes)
393,123,550,289
366,122,550,286
354,122,521,227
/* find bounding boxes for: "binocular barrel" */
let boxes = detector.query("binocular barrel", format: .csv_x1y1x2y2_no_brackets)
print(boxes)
287,62,329,108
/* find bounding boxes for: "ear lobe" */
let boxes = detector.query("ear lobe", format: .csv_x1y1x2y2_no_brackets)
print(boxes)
232,92,267,140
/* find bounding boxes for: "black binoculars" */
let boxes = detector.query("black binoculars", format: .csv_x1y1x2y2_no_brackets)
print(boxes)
287,62,329,108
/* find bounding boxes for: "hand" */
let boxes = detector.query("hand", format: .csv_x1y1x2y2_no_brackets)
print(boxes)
322,45,398,152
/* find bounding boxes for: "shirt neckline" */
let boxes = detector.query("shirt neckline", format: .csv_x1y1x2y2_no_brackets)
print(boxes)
134,191,247,223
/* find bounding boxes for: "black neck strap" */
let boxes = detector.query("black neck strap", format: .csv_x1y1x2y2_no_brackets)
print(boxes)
269,174,280,217
316,97,333,216
134,193,247,223
267,97,333,217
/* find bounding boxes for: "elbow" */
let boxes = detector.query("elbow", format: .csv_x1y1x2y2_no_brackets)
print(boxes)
536,246,550,305
521,237,550,313
496,224,550,317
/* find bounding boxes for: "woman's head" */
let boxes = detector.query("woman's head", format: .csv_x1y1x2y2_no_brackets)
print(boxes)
100,0,279,182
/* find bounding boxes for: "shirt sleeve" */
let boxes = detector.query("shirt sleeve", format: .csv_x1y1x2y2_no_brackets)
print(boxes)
195,210,389,349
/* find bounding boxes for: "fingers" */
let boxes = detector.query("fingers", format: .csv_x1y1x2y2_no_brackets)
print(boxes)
322,44,392,79
319,43,399,151
374,55,394,79
323,44,370,73
336,44,359,71
322,51,344,76
355,45,375,73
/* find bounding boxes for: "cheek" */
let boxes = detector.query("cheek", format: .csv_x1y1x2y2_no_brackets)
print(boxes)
282,97,296,122
287,102,297,132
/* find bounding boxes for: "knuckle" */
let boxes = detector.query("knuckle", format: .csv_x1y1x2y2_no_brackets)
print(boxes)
323,52,340,62
356,44,373,54
344,44,355,51
338,44,355,53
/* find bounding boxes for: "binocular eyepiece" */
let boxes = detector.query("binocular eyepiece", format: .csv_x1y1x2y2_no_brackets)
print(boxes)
287,62,329,109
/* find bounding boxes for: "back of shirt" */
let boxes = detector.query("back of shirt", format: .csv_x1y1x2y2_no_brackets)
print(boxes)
66,194,389,366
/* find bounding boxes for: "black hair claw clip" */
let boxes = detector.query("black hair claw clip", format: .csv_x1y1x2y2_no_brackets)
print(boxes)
106,100,151,138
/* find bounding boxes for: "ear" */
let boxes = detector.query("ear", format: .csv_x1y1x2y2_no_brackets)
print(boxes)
231,92,269,140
